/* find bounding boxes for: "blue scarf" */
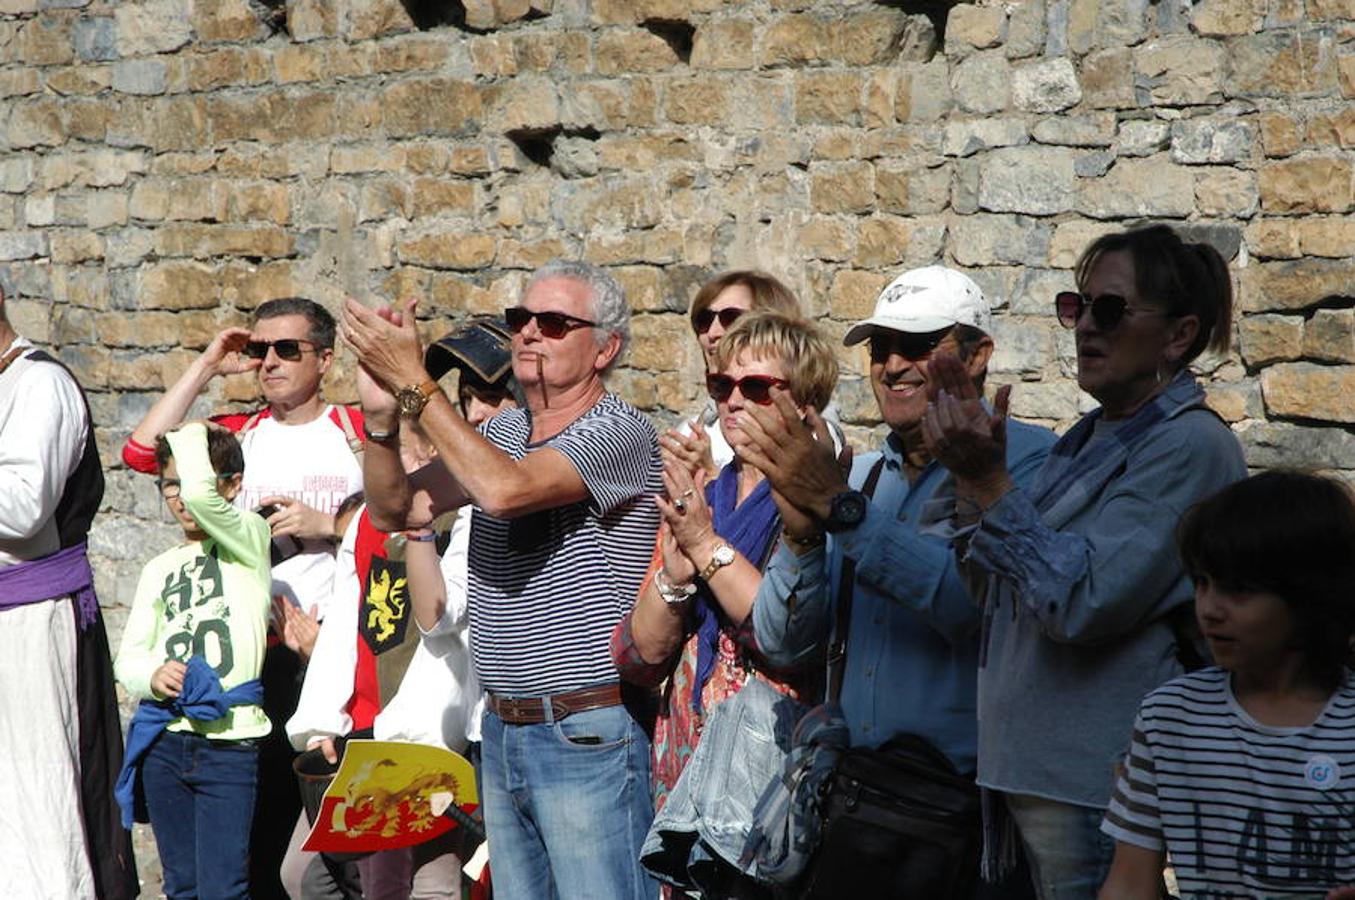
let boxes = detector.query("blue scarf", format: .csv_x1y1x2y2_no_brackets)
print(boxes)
691,464,780,714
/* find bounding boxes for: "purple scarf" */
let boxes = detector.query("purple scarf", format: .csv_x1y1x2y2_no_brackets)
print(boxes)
691,465,780,713
0,541,99,629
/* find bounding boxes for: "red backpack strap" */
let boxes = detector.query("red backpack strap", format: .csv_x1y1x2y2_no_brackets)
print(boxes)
241,410,265,432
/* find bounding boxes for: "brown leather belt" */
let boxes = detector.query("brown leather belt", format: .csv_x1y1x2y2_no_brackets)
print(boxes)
486,683,624,725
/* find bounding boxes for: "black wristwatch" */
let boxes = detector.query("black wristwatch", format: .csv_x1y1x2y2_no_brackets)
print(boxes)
823,490,868,533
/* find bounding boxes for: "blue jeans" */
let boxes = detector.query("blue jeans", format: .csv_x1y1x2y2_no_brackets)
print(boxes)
142,729,259,900
1005,793,1114,900
480,699,657,900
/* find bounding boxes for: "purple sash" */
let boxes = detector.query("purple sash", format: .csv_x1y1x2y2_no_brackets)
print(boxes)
0,541,98,629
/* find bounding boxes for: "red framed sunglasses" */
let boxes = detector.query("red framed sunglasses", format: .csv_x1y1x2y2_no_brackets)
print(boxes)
706,373,788,405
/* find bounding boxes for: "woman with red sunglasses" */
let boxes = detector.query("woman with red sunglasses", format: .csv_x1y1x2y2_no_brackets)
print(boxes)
612,311,838,898
660,271,801,480
919,224,1248,899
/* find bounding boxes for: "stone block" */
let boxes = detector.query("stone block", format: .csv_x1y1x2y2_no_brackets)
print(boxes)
1304,308,1355,363
950,214,1052,267
1077,154,1195,218
1170,118,1256,164
1238,313,1304,366
24,193,54,227
584,227,684,265
73,16,116,62
798,216,856,262
1134,36,1225,105
664,76,730,126
87,191,129,229
952,51,1012,115
1237,420,1355,469
851,215,912,267
943,118,1029,158
1080,48,1135,109
979,146,1076,215
111,59,166,96
628,314,689,372
1192,0,1263,35
138,262,219,311
345,0,414,40
839,7,930,65
398,231,496,270
15,16,74,66
1261,362,1355,424
1005,0,1045,58
1074,150,1114,177
1048,219,1119,268
1238,258,1355,312
1012,57,1081,113
1031,113,1115,147
116,0,192,56
946,5,1006,52
227,182,290,225
1308,108,1355,150
382,79,482,138
0,231,47,261
1204,381,1263,423
1245,219,1300,259
46,65,113,97
1195,168,1259,217
154,224,294,260
1257,111,1303,158
810,162,875,215
9,98,67,149
596,29,679,75
829,269,890,321
900,59,953,122
795,70,863,126
691,18,756,70
989,316,1054,377
1258,157,1354,214
1227,28,1339,99
1007,380,1082,421
1296,218,1355,257
1114,119,1170,157
875,163,949,215
410,178,476,219
760,13,832,67
286,0,338,41
1009,267,1072,314
191,0,263,42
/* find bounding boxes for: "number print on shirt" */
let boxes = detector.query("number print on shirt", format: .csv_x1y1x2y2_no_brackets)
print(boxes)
159,552,235,677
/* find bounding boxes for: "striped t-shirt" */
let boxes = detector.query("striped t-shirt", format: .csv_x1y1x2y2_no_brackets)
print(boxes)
468,393,662,696
1102,667,1355,897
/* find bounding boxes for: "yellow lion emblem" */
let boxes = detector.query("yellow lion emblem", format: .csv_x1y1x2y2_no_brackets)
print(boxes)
364,568,408,644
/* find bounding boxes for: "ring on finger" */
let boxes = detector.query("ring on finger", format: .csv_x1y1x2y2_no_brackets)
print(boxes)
680,488,695,498
674,498,687,512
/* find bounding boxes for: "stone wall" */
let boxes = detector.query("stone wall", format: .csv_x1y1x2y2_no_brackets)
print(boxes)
1,0,1352,699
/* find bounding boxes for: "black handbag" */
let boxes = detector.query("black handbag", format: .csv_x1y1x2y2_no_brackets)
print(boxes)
796,460,982,899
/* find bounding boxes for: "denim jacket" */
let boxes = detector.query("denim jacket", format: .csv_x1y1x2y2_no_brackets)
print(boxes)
752,420,1055,773
926,374,1247,808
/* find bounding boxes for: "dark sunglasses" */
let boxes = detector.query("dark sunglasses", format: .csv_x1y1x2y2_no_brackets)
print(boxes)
867,329,952,363
706,373,789,406
693,307,744,334
504,306,597,339
243,339,320,362
1055,291,1169,331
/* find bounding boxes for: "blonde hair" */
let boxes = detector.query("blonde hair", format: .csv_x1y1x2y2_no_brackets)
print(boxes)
714,311,838,412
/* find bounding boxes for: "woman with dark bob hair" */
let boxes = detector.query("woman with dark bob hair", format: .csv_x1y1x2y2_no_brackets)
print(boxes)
920,224,1248,897
1100,470,1355,896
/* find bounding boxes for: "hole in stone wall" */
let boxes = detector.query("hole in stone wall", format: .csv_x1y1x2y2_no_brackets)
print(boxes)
400,0,470,31
642,19,696,64
506,126,601,168
872,0,954,51
247,0,287,33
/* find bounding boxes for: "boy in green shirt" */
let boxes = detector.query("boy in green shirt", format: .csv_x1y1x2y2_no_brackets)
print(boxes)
115,422,272,898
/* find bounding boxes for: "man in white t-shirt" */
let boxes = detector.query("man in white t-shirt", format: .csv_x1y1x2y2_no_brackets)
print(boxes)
122,296,364,900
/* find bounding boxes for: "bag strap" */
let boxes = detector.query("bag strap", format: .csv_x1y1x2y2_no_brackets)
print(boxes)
241,410,265,432
825,457,886,704
332,405,365,459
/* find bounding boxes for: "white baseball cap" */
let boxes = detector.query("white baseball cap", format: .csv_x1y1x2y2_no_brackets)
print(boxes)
843,265,991,346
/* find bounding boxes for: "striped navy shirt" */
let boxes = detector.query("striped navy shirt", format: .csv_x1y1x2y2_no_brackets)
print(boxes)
1102,667,1355,897
468,393,662,696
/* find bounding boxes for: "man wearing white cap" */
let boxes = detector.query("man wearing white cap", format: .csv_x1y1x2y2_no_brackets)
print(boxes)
736,266,1056,896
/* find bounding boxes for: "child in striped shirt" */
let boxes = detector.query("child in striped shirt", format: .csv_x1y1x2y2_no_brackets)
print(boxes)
1099,470,1355,899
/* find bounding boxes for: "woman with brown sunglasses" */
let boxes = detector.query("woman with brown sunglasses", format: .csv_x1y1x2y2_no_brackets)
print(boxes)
919,224,1248,899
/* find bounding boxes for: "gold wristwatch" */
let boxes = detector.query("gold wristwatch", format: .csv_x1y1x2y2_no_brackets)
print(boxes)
395,379,439,418
697,543,736,582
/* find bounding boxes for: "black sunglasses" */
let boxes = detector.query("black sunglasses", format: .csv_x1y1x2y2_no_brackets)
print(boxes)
504,307,597,339
867,329,952,363
706,373,789,406
693,307,744,334
243,339,320,362
1055,291,1169,331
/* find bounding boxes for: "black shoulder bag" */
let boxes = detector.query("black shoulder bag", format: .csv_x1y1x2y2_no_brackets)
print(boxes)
796,459,982,900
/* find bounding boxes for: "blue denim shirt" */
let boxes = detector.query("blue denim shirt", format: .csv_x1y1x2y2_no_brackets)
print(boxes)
752,420,1055,773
